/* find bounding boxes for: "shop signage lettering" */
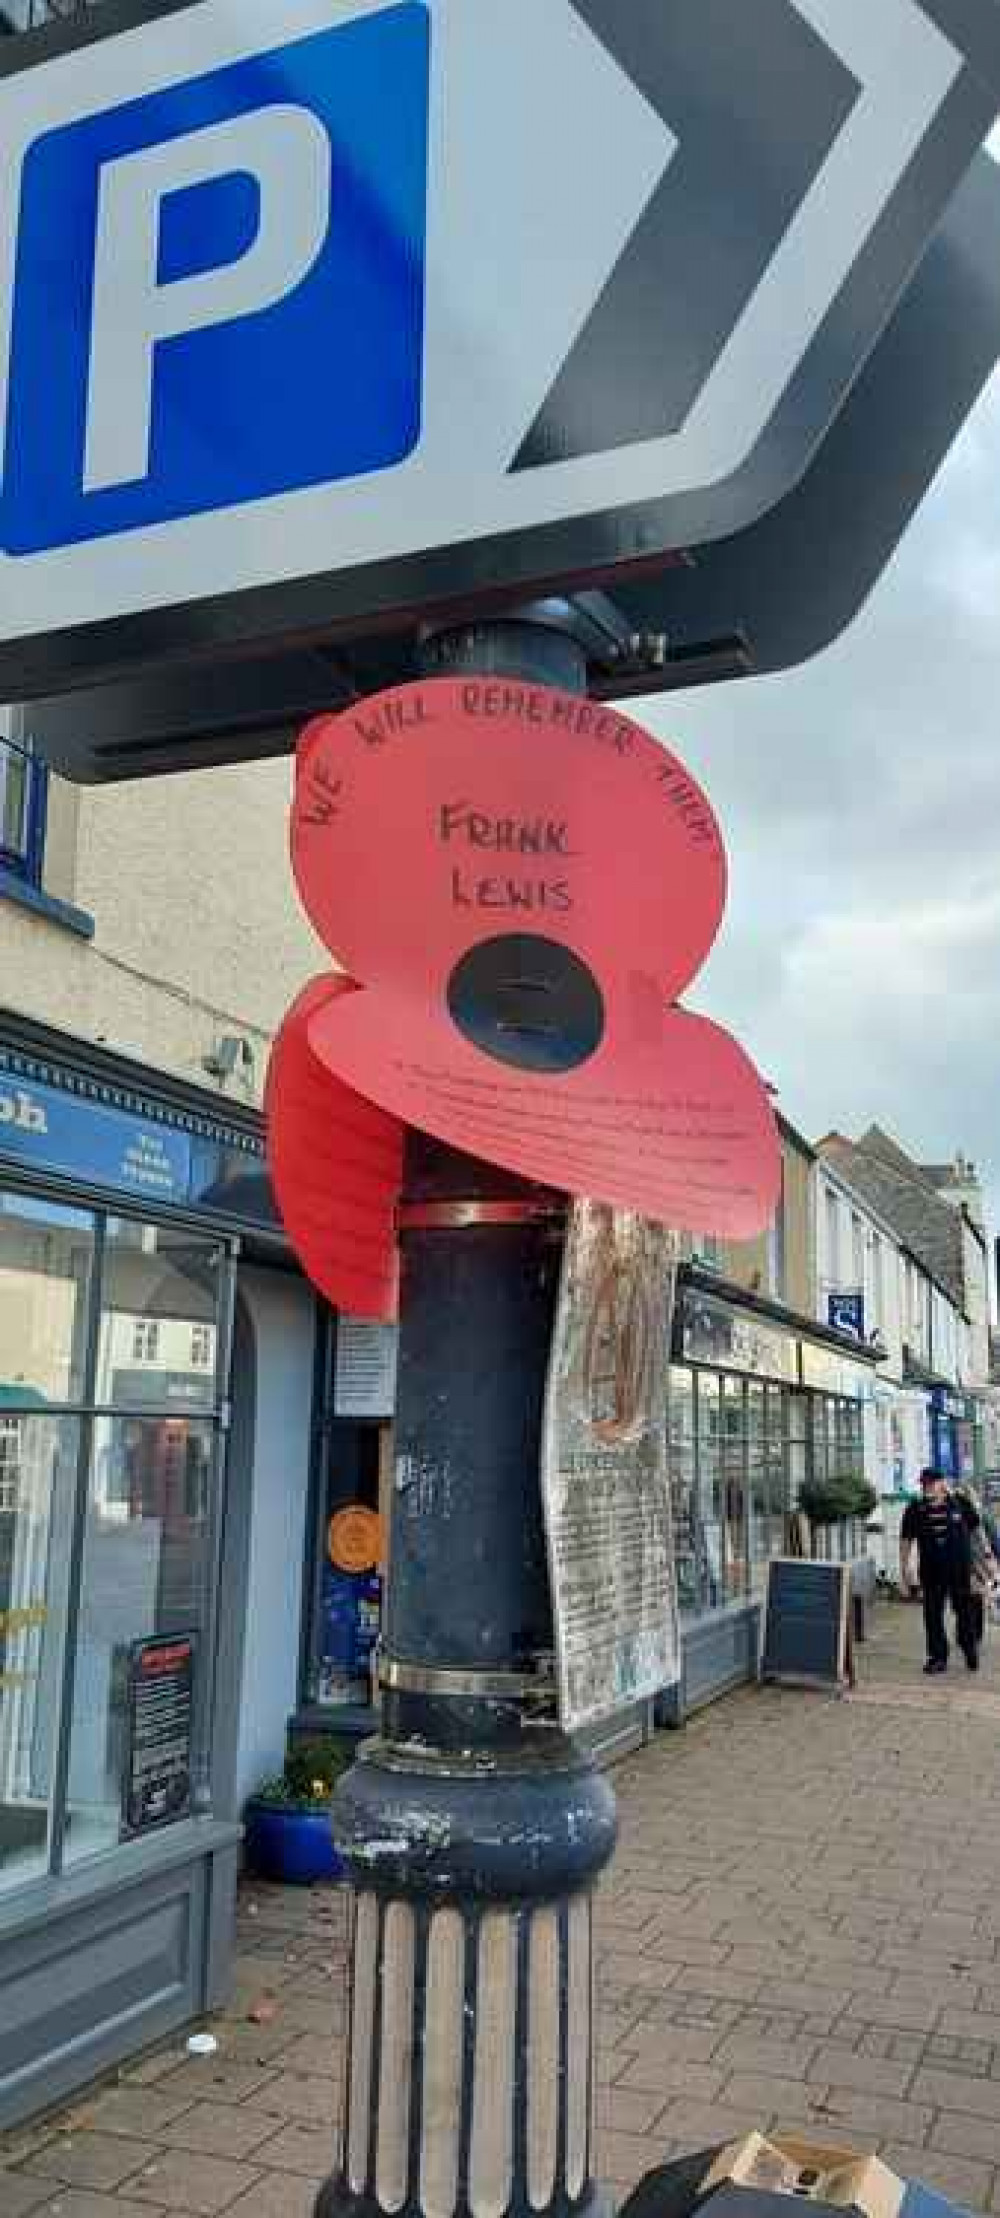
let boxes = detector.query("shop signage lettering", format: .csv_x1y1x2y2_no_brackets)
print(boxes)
0,1084,46,1133
0,1066,278,1228
681,1291,797,1383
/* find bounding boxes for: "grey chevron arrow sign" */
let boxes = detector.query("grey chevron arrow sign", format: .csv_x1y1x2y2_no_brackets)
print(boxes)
515,0,860,469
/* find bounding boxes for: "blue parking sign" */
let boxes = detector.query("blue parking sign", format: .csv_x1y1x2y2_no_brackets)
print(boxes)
1,1,429,552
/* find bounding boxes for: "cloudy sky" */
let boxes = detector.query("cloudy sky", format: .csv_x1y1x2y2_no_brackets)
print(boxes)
638,293,1000,1279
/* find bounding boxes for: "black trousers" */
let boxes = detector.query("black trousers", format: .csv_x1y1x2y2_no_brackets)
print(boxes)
923,1576,977,1665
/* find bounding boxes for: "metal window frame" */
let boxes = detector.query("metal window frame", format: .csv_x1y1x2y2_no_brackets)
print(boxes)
0,720,48,886
0,1183,237,1884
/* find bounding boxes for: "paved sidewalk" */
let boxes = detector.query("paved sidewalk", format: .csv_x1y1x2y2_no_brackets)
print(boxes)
5,1598,1000,2218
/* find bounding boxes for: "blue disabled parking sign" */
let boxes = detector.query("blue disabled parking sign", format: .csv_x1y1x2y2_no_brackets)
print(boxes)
1,1,429,551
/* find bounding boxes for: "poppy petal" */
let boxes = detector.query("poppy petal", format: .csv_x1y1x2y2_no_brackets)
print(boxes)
266,976,404,1321
306,983,780,1241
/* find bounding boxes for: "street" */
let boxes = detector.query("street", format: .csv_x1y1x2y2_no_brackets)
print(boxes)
4,1598,1000,2218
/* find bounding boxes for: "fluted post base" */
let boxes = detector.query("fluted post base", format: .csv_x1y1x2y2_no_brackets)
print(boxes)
316,1734,615,2218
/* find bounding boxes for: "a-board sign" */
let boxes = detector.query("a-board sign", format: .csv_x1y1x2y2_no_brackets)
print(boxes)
2,0,1000,763
122,1632,195,1836
761,1560,850,1691
540,1201,680,1731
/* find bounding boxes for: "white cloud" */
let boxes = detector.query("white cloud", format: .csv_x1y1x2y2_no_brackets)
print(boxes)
631,356,1000,1282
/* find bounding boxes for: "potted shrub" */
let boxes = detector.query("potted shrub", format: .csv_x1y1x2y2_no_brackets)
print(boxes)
243,1737,351,1885
798,1474,878,1555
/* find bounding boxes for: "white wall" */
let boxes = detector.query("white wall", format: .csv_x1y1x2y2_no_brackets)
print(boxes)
931,1287,959,1386
234,1266,316,1808
961,1220,990,1387
813,1166,903,1379
3,754,327,1111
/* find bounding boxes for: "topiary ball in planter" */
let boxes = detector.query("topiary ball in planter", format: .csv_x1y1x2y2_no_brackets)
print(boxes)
244,1778,346,1886
798,1476,878,1527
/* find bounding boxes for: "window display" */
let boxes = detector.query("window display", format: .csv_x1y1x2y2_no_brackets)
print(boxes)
668,1314,870,1620
306,1413,387,1710
0,1192,230,1893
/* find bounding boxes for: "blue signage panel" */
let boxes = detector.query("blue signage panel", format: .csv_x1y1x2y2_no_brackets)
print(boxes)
828,1290,865,1340
0,1069,277,1231
0,1074,191,1201
2,2,429,552
190,1135,280,1227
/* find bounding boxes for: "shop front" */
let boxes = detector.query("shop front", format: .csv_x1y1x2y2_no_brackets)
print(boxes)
291,1270,884,1758
931,1384,979,1485
661,1276,880,1721
0,1018,319,2127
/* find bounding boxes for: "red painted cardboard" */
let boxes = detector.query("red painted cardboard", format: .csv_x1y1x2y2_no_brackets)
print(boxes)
279,680,779,1238
293,677,727,1008
266,975,403,1321
306,990,779,1240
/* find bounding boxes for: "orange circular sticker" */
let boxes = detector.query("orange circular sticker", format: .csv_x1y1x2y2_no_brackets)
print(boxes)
328,1505,382,1575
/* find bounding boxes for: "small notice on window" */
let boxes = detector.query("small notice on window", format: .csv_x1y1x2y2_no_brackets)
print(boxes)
334,1318,399,1418
122,1633,195,1837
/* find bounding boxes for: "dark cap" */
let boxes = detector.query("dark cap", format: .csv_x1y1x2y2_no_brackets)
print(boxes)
920,1466,946,1487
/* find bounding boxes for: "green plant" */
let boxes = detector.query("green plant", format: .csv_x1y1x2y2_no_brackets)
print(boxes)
798,1475,878,1526
249,1738,352,1812
285,1736,351,1801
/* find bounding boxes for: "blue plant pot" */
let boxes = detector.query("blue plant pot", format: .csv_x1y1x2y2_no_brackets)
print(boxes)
243,1800,345,1885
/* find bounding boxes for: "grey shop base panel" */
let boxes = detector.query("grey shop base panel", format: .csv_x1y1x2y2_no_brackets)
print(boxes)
657,1601,762,1730
0,1818,241,2130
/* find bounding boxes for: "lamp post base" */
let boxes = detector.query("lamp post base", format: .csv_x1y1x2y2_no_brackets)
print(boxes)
317,1732,616,2218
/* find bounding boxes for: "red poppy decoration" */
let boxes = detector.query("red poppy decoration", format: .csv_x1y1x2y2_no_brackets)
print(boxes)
267,678,781,1319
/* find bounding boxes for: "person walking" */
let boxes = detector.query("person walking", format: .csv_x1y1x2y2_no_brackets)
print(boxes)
900,1466,981,1674
955,1481,1000,1649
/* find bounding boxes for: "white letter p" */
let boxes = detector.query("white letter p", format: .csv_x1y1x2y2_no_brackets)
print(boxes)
84,104,331,494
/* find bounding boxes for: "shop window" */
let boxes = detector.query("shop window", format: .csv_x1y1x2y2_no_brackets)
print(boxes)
696,1372,723,1609
811,1398,830,1489
0,1190,232,1896
308,1422,386,1709
0,1191,95,1403
0,1416,80,1892
743,1382,788,1592
668,1367,703,1612
747,1380,769,1592
788,1392,810,1503
767,1386,788,1524
722,1376,748,1599
96,1219,221,1414
63,1414,217,1867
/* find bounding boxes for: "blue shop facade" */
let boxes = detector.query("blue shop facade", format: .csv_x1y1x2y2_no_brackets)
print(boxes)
0,1013,328,2126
